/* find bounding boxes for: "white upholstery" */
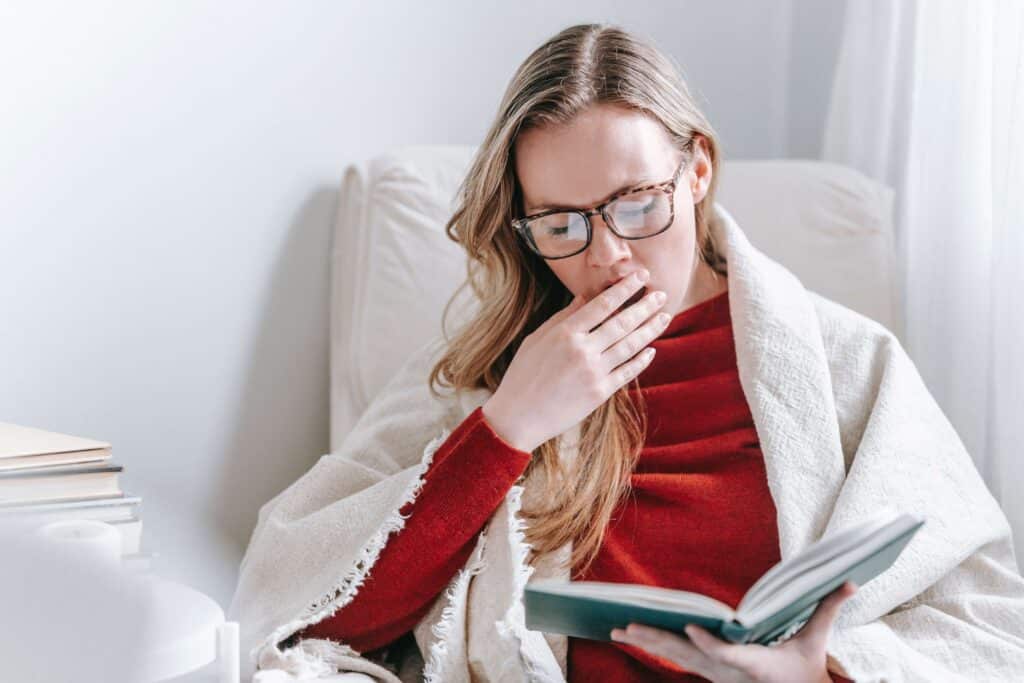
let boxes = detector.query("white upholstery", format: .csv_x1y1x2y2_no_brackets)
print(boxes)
329,145,897,450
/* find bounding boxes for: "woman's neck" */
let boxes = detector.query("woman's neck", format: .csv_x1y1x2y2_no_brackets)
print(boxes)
676,255,728,314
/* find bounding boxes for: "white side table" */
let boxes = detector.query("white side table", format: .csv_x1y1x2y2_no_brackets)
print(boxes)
135,577,240,683
0,518,241,682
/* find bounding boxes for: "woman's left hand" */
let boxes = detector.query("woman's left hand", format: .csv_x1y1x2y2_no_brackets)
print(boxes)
609,581,857,683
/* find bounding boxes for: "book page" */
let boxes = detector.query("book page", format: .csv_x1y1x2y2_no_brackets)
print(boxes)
527,579,736,620
736,513,924,626
737,512,895,613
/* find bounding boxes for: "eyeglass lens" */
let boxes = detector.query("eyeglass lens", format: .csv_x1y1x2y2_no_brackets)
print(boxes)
525,189,672,258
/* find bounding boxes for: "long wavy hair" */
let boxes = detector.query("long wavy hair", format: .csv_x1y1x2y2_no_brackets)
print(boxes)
428,23,727,577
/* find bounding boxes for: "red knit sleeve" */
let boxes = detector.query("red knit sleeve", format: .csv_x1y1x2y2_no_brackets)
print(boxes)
293,405,533,653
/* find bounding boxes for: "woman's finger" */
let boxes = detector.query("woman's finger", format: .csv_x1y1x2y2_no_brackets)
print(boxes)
796,581,858,652
611,623,712,674
570,271,648,334
685,624,763,672
599,298,669,370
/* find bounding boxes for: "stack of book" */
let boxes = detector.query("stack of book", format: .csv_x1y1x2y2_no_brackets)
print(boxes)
0,421,151,569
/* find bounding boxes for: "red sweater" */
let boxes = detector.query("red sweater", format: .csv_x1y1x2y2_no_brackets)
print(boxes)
296,290,853,682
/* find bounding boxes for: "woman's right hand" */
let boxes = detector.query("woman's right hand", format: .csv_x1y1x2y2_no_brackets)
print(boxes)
481,269,671,453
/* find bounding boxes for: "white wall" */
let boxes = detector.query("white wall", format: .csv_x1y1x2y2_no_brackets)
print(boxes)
0,1,844,609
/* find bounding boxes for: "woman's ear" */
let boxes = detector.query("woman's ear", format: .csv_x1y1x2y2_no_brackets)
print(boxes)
689,135,712,204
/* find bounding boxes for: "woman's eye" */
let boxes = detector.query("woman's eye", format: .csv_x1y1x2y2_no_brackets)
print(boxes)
618,200,655,215
633,202,655,214
547,226,569,236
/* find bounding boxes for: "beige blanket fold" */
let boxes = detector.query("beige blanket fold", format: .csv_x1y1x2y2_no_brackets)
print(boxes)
229,202,1024,683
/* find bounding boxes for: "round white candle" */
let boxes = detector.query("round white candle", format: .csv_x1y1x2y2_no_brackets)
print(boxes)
35,519,122,567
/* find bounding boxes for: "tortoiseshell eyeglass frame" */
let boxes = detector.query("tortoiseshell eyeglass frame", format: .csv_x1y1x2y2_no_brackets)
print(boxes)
511,156,688,260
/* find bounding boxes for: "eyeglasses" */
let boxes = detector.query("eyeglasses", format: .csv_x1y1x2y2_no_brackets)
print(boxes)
511,157,687,260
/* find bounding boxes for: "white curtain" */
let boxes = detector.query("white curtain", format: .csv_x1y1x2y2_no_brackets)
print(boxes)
822,0,1024,553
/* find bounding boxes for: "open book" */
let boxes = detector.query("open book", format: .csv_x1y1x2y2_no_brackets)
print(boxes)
524,510,924,646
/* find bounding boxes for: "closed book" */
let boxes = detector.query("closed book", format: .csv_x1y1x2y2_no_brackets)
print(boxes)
0,494,141,519
525,511,924,646
0,422,112,472
0,462,123,505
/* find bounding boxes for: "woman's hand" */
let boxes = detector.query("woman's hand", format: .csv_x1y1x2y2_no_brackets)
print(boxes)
609,581,858,683
482,269,670,452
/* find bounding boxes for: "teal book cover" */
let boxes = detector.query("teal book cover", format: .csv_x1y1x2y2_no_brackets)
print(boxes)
525,512,924,646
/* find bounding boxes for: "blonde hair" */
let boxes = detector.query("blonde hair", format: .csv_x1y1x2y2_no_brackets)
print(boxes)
428,23,726,577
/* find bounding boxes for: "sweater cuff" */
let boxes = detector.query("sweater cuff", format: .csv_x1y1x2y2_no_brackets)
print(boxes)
473,405,534,457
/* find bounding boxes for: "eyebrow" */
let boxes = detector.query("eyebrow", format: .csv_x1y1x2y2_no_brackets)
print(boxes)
525,175,660,214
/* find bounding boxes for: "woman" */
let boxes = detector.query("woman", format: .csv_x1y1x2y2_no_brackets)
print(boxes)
229,24,1024,683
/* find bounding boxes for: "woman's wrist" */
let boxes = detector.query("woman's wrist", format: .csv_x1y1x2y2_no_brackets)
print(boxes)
481,397,535,453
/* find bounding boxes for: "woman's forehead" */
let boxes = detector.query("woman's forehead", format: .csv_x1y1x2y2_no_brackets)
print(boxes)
514,109,676,211
516,139,675,210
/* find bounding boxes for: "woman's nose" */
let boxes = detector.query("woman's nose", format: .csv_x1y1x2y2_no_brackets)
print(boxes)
587,214,631,266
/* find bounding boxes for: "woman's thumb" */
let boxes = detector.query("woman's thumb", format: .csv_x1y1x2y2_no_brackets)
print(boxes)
799,581,857,650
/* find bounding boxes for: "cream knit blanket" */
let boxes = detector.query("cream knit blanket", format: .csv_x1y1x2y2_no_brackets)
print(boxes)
228,203,1024,682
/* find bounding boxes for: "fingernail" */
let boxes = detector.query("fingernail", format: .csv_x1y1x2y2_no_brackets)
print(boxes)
610,629,623,641
639,269,650,282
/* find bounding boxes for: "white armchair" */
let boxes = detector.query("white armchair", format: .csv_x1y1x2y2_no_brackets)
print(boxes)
329,146,898,450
